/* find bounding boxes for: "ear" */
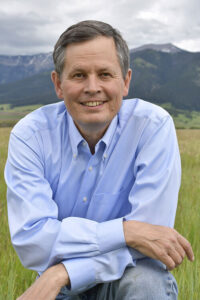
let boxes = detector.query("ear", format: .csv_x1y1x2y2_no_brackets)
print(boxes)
51,71,63,99
123,68,132,97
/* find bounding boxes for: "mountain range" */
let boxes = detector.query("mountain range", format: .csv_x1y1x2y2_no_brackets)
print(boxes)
0,43,200,111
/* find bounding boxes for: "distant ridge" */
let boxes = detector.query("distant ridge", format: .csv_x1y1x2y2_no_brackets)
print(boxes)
0,43,200,111
0,52,52,67
131,43,186,54
0,53,53,84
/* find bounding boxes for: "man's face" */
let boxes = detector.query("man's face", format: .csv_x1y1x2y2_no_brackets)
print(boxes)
52,36,131,135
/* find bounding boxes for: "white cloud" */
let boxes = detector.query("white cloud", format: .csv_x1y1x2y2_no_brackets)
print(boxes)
0,0,200,54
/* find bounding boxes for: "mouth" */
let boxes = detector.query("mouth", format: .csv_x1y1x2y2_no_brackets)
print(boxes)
81,101,105,107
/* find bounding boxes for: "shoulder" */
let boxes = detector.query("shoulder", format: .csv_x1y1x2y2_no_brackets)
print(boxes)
120,98,170,125
119,99,175,145
11,101,67,140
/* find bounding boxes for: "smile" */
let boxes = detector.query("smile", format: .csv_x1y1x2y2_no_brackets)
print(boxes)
82,101,104,107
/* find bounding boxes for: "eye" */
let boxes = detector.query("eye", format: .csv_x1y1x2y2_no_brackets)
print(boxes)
100,72,112,79
73,73,85,79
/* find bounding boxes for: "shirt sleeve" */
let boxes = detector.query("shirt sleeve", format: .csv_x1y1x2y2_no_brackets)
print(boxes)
61,248,135,295
5,132,125,273
125,115,181,227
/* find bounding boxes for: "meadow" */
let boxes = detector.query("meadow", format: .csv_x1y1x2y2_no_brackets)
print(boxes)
1,103,200,129
0,127,200,299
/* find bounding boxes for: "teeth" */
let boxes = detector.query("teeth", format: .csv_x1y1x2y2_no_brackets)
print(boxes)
83,101,103,107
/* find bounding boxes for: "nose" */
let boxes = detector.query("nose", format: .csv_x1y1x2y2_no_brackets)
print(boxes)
84,75,101,94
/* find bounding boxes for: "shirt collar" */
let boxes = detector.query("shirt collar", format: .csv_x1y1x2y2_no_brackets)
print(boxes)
67,111,118,155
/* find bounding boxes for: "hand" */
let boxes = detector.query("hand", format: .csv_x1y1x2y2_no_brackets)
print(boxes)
123,220,194,270
17,263,70,300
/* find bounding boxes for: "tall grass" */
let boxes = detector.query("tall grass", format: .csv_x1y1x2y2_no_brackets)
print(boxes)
0,128,37,299
172,130,200,299
0,128,199,299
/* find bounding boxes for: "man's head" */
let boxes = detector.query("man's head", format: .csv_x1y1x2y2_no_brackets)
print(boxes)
53,20,130,80
51,20,131,145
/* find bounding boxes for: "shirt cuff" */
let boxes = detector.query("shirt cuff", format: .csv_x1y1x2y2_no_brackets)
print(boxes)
97,217,126,253
62,258,96,293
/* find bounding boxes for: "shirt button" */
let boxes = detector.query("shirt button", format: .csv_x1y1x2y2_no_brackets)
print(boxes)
73,153,77,159
82,141,87,146
103,153,107,159
83,197,87,202
88,166,93,171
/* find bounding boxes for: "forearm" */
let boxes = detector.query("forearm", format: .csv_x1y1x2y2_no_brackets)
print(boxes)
17,264,69,300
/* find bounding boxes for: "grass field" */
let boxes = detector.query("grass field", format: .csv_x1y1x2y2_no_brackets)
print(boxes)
0,104,42,127
0,128,199,299
1,103,200,129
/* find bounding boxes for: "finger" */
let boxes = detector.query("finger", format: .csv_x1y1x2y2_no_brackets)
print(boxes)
173,242,186,260
177,234,194,261
156,251,176,270
168,248,183,267
164,255,176,270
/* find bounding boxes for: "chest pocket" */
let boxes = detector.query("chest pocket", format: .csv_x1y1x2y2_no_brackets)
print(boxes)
86,186,132,222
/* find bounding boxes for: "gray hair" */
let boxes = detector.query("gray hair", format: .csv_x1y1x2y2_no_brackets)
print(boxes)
53,20,130,79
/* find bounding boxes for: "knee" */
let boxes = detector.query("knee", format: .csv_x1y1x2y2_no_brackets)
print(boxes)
119,264,157,295
115,259,178,300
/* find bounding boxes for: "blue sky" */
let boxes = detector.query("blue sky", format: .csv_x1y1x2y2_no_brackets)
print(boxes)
1,0,200,55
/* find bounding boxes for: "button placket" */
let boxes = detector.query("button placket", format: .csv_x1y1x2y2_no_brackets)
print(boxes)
78,152,99,206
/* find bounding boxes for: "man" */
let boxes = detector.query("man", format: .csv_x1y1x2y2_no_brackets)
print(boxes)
5,20,194,300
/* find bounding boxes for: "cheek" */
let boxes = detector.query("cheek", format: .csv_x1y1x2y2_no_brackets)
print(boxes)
62,82,82,99
108,97,122,113
106,81,125,97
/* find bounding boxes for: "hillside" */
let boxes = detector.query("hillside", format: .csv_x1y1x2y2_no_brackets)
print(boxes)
128,49,200,111
0,53,53,84
0,44,200,110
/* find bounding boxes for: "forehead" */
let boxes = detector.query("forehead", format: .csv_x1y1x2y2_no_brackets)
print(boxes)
64,36,120,69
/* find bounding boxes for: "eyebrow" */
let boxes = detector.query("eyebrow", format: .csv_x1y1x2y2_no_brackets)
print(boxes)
68,65,116,75
70,67,86,73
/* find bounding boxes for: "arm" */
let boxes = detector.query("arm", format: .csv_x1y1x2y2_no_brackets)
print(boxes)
5,132,133,297
17,226,194,299
122,115,194,269
16,264,69,300
5,132,125,272
17,248,135,299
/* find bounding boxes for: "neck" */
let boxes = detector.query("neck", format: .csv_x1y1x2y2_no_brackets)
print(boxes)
74,122,110,154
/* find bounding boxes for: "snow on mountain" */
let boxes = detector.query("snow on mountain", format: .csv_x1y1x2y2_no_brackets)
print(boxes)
0,52,54,84
131,43,186,54
0,52,53,69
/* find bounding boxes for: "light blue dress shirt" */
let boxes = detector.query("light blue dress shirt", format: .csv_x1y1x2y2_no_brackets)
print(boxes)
4,98,181,294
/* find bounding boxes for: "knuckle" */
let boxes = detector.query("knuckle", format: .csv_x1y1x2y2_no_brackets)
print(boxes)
158,249,168,259
186,241,192,248
176,257,183,265
167,261,176,270
166,243,173,251
170,236,177,243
